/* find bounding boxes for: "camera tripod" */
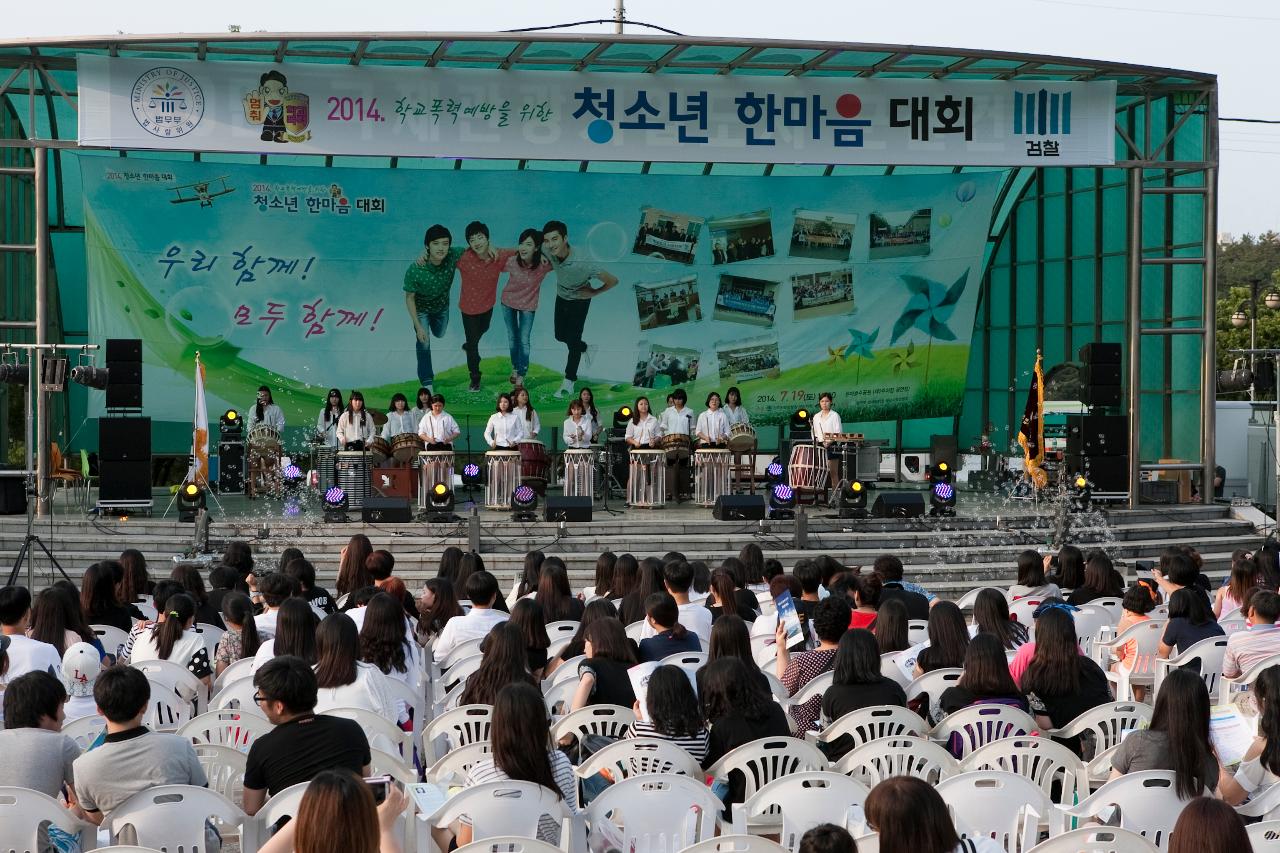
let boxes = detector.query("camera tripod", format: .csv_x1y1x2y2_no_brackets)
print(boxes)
5,474,73,589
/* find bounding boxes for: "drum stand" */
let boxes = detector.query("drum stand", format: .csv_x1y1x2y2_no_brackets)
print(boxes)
596,444,624,515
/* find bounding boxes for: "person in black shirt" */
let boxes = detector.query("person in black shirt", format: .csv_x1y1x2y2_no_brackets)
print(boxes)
820,629,908,760
1018,606,1112,756
283,558,337,616
571,617,637,710
700,656,791,816
242,656,371,817
638,592,701,662
80,561,143,632
170,564,225,629
937,633,1030,719
509,598,552,679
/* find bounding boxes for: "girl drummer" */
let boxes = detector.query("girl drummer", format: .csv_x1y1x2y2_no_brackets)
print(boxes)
578,387,601,442
418,394,460,450
563,399,593,449
249,385,286,432
381,392,418,439
624,396,661,449
724,386,750,426
484,392,524,450
414,386,433,414
512,386,541,439
336,390,377,450
811,391,844,486
316,388,343,447
696,391,731,448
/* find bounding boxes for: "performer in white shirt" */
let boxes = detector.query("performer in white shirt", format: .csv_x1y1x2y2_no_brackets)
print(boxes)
578,387,602,442
417,394,461,450
624,396,662,448
512,386,541,439
696,391,731,447
484,392,525,449
380,393,419,439
315,388,344,447
248,386,286,433
658,388,694,501
811,391,844,486
336,390,378,449
724,385,751,427
563,399,593,449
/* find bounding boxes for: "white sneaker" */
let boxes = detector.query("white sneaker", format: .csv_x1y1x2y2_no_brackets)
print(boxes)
582,344,598,369
554,378,574,398
515,375,525,388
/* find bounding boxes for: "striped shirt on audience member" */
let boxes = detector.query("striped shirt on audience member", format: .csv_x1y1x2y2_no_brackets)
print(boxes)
628,719,710,764
1223,624,1280,678
465,751,579,843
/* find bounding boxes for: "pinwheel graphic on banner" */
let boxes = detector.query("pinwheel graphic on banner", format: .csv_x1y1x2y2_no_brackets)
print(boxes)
845,327,879,382
891,271,969,384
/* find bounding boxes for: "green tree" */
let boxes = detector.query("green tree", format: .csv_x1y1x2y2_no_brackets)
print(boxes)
1215,234,1280,399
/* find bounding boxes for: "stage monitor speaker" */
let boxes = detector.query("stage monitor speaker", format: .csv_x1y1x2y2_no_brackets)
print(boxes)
929,434,958,470
99,417,151,462
713,494,766,521
1078,342,1121,364
370,468,414,500
105,339,142,362
871,491,926,518
217,442,245,493
1081,363,1121,386
1064,453,1130,493
545,496,592,522
0,476,26,515
362,495,413,523
98,460,151,502
1065,414,1128,456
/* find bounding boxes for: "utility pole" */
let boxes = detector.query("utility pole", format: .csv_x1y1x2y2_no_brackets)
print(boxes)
614,0,625,33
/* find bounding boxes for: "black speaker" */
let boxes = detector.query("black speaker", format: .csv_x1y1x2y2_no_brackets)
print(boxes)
1065,453,1130,492
1065,414,1128,456
871,491,926,518
713,494,766,521
218,442,245,493
106,338,142,361
105,362,143,385
0,476,26,515
100,417,151,462
98,460,151,502
1081,363,1121,386
1078,342,1121,364
362,495,413,523
106,383,142,409
1255,359,1276,397
929,434,958,470
545,496,592,522
1082,385,1121,407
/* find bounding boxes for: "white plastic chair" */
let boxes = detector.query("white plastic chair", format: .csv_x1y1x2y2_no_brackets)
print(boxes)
456,836,566,853
92,623,131,658
133,657,209,718
545,655,587,688
586,774,722,852
852,835,879,853
0,786,96,852
194,623,225,659
1153,635,1228,698
763,671,790,704
1247,820,1280,848
1221,616,1248,637
785,670,834,710
1064,771,1196,849
1089,598,1124,623
930,704,1040,759
134,600,158,621
547,635,573,661
546,620,580,641
807,704,926,752
327,705,414,759
1048,701,1154,784
1099,619,1168,700
177,708,273,751
254,780,309,842
661,651,709,671
383,674,428,757
143,678,196,731
1073,606,1115,658
371,746,419,785
906,619,929,646
574,737,703,782
1009,598,1045,626
961,735,1090,808
905,667,962,723
438,652,485,700
426,740,493,784
211,674,257,711
213,655,255,692
550,704,636,744
423,704,493,762
955,587,1006,611
935,770,1057,852
543,678,578,715
94,846,170,853
834,735,960,786
422,780,576,851
879,653,911,689
731,771,870,848
626,620,648,642
108,785,250,852
705,736,828,804
1027,827,1158,853
679,836,787,853
62,713,107,752
438,637,485,670
193,742,247,802
1219,651,1280,705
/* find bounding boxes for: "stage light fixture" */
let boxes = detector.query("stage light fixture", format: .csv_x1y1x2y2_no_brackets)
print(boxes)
788,408,811,434
323,486,349,522
927,461,953,484
0,355,29,386
613,406,633,428
766,457,785,483
461,461,484,487
511,484,538,521
427,481,458,522
1070,474,1092,513
69,364,109,390
930,480,957,516
838,480,868,519
219,409,243,437
283,497,302,518
177,481,206,523
768,482,796,520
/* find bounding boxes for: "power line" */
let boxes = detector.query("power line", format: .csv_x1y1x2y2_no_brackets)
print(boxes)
1222,117,1280,125
502,18,685,36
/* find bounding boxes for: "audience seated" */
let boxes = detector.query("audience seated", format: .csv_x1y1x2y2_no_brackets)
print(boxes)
258,767,406,853
1215,556,1260,618
1008,549,1061,600
638,561,712,647
0,671,80,805
535,560,586,622
80,560,143,632
128,592,213,686
571,617,638,711
820,628,907,759
798,823,858,853
874,598,911,654
313,613,398,725
874,554,934,618
779,596,850,734
971,588,1028,650
459,622,537,706
359,592,419,691
703,613,772,699
214,590,261,676
1066,550,1125,605
432,570,508,663
61,641,103,723
1109,667,1221,798
252,572,301,639
1221,664,1280,803
913,601,969,676
1159,586,1225,659
254,597,319,672
508,598,551,679
864,775,1004,853
628,663,710,761
0,586,62,722
284,556,338,618
637,592,701,662
545,597,615,677
1016,605,1113,752
938,632,1029,720
700,656,790,810
1167,796,1251,853
1223,590,1280,678
415,577,464,648
171,562,225,628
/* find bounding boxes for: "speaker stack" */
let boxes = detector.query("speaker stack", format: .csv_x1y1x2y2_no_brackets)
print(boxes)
218,413,245,495
1067,342,1128,495
97,339,151,510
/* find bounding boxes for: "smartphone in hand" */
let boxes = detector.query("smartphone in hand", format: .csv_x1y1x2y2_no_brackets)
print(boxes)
364,774,394,805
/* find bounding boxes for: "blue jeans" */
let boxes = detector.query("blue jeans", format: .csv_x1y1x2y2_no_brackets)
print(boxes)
414,309,449,385
502,305,535,376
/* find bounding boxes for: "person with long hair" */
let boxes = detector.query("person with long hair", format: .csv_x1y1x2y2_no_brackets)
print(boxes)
284,557,337,617
535,562,585,623
1009,549,1061,600
80,560,141,632
415,578,464,646
436,546,464,583
508,550,546,607
874,598,910,654
627,664,709,761
1221,665,1280,804
700,656,791,812
499,228,553,388
258,767,407,853
336,533,374,598
1067,551,1125,605
171,563,223,628
618,557,666,625
1109,668,1221,798
28,586,100,658
337,390,378,450
777,596,851,734
820,629,908,759
577,387,601,442
609,553,639,604
253,598,318,670
509,598,552,679
864,775,1004,853
380,392,417,440
938,633,1029,721
913,601,970,675
545,598,617,677
717,557,763,617
313,613,397,729
453,552,489,605
971,588,1029,651
638,592,701,662
624,396,660,448
1018,606,1112,752
221,541,254,589
213,591,261,676
130,592,213,686
1257,546,1280,591
360,593,417,692
316,389,344,448
705,572,741,622
1159,586,1225,658
512,386,541,438
120,579,182,663
584,551,616,602
483,392,524,449
848,574,881,630
1046,544,1085,592
1216,557,1262,618
459,622,537,706
118,548,153,602
738,543,767,592
702,613,772,698
248,385,285,433
1168,798,1252,853
570,618,637,711
723,386,750,429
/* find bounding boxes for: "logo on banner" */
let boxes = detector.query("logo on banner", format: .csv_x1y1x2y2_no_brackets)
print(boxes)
1012,89,1072,158
242,71,312,144
130,67,205,138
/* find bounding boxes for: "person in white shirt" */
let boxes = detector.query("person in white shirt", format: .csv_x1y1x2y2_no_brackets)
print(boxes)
512,387,541,439
810,391,843,487
248,386,286,433
248,572,297,640
484,392,525,449
417,393,461,449
128,593,214,688
432,571,509,664
658,389,694,501
696,391,731,447
0,587,63,725
624,396,662,449
562,399,594,449
578,387,602,442
380,392,419,439
336,390,378,449
315,388,344,447
724,386,750,427
313,613,400,747
636,561,712,648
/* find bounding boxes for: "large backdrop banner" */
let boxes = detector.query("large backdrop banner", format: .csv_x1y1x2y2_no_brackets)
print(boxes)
82,158,1000,431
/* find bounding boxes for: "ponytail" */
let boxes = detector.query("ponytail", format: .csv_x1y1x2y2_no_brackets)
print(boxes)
222,592,260,659
710,573,739,618
152,593,196,661
645,592,687,640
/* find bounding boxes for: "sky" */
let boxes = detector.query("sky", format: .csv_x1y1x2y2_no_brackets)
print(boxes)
1,0,1276,237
